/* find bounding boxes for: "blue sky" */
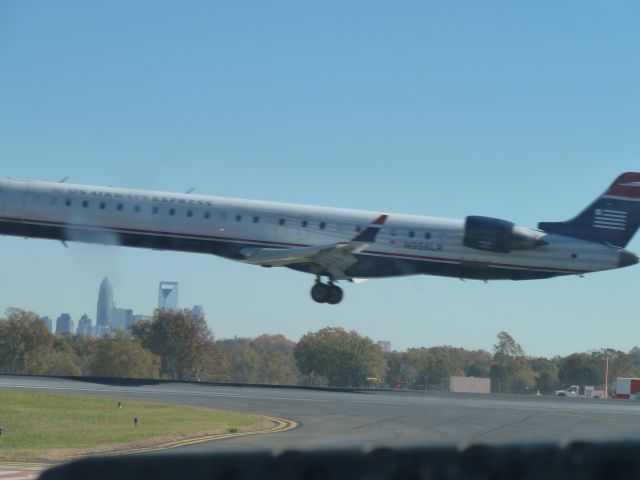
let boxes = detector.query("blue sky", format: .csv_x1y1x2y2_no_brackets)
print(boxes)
1,1,639,357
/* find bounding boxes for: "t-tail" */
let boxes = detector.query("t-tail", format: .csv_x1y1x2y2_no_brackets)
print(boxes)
538,172,640,248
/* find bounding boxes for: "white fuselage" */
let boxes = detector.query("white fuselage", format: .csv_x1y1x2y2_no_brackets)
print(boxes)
0,179,622,281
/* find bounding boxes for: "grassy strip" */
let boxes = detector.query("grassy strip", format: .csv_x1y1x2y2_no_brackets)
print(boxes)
0,389,267,461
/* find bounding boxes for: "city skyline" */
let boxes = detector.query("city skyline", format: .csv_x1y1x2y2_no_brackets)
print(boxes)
29,276,208,337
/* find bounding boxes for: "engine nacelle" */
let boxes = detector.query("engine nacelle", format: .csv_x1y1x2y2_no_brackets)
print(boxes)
463,216,547,253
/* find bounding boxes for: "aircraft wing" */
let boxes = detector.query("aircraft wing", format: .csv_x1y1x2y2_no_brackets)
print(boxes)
239,214,387,280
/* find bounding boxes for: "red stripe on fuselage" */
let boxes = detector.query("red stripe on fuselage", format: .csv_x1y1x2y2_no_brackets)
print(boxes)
0,215,589,274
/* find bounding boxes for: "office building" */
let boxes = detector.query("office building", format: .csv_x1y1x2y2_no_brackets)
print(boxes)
56,314,74,334
158,281,179,310
377,341,392,353
41,316,53,333
76,314,92,336
111,307,134,331
191,305,205,320
97,277,114,329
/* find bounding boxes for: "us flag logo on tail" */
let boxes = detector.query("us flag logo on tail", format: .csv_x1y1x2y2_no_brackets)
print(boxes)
594,209,627,231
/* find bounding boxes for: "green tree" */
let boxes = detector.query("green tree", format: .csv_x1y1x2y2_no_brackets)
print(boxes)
43,338,82,376
494,331,525,359
218,339,259,383
68,335,98,375
0,309,54,373
88,332,161,378
253,334,296,384
490,331,535,393
384,351,415,389
132,309,228,380
530,357,560,394
294,327,386,387
557,353,598,387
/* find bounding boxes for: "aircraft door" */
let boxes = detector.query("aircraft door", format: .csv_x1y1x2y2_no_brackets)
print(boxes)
0,180,4,216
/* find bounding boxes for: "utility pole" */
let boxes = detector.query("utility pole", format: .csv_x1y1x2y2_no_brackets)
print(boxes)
604,354,610,399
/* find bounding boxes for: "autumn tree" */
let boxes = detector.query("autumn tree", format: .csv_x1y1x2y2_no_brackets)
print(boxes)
294,327,386,387
558,353,600,387
490,331,535,393
88,332,161,378
253,334,296,384
384,351,415,389
530,357,560,394
132,309,228,381
0,308,80,375
218,339,259,383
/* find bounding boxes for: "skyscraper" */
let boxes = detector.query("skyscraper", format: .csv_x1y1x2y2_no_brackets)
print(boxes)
76,314,93,336
97,277,114,329
191,305,205,320
111,307,133,331
158,281,179,310
56,314,74,334
41,316,53,333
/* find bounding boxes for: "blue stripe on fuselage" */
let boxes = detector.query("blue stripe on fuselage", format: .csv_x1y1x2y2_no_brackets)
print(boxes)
0,218,566,281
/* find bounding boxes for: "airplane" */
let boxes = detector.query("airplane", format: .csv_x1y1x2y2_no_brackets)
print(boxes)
0,173,638,305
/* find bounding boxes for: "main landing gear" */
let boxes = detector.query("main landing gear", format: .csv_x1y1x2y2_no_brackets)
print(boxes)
310,279,344,305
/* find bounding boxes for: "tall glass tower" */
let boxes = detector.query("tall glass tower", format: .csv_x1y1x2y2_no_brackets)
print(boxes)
158,281,178,310
96,277,114,328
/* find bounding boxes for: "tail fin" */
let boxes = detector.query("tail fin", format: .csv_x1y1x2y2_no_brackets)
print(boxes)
538,172,640,247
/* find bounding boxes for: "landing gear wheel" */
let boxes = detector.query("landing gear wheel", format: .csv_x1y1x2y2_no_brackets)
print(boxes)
311,282,329,303
326,285,343,305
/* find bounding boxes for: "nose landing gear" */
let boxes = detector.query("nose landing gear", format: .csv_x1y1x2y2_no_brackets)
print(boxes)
310,279,344,305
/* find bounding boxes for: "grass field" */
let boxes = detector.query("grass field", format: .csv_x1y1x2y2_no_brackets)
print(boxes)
0,389,268,461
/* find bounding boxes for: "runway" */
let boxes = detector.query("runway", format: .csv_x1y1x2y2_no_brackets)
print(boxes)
2,375,640,456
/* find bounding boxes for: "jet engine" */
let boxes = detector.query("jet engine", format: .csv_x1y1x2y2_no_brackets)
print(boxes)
463,216,547,253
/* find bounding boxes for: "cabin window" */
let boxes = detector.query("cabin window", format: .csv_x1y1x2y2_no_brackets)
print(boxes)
99,202,106,210
236,214,242,222
424,232,431,239
117,204,123,211
301,220,308,227
82,200,88,208
355,226,362,232
204,211,210,219
279,218,286,226
187,211,193,217
390,229,397,237
134,205,141,213
152,206,158,214
169,208,175,216
319,222,326,230
409,231,415,238
65,199,71,206
253,216,259,223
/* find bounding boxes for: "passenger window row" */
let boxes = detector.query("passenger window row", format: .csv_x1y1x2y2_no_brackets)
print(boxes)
52,196,431,238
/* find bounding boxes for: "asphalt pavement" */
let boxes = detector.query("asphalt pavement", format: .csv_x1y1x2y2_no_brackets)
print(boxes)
2,375,640,455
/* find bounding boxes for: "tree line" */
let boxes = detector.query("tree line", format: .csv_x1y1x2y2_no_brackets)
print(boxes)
1,307,639,393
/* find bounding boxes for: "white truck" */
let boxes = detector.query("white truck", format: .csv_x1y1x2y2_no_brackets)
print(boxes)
554,385,579,397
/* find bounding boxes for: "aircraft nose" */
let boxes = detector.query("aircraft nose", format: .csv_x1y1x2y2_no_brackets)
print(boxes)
619,249,639,268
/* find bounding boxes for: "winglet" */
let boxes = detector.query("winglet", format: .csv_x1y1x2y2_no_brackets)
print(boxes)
352,215,388,243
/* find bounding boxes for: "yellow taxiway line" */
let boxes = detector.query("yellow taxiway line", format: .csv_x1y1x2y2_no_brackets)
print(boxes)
0,414,298,467
62,415,298,459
